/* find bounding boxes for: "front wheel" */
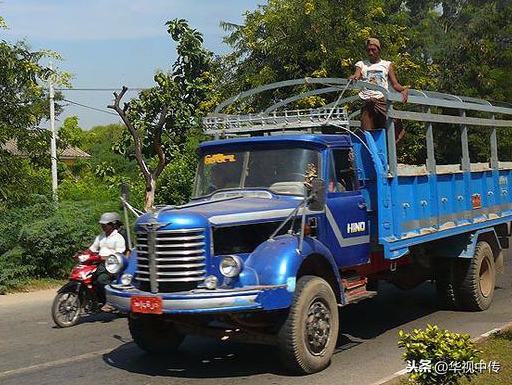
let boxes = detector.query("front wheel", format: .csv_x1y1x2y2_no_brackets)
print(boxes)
129,313,184,354
277,275,339,374
52,290,82,328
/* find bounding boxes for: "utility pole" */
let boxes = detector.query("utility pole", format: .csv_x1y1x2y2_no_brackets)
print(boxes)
49,62,58,202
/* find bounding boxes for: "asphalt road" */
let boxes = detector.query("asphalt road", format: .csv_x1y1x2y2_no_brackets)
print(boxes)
1,258,511,385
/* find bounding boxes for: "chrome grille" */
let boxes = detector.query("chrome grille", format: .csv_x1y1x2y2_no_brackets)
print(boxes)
135,228,206,292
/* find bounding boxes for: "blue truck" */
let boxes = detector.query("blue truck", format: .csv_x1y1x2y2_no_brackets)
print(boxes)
107,78,512,374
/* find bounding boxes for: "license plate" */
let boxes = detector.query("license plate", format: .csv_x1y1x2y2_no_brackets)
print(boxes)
131,296,163,314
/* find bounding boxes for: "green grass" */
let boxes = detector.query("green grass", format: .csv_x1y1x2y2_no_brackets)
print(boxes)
396,328,512,385
6,278,66,294
460,329,512,385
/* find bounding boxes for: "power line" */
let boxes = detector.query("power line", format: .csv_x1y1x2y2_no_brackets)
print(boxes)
62,98,119,116
56,87,148,91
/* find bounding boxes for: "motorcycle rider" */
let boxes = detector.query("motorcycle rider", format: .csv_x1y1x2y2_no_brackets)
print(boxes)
113,219,131,256
89,212,126,312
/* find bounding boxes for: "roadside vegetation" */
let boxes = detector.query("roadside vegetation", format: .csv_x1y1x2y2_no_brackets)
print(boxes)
397,325,512,385
1,1,512,292
8,278,67,293
460,329,512,385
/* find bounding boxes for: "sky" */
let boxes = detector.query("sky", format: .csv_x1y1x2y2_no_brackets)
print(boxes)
0,0,262,129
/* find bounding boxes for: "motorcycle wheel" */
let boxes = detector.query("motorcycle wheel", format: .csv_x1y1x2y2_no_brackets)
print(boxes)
52,290,82,328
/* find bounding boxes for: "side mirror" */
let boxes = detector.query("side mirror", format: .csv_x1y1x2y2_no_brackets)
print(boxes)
308,178,326,211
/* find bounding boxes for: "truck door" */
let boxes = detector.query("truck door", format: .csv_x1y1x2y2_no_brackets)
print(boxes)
322,148,370,267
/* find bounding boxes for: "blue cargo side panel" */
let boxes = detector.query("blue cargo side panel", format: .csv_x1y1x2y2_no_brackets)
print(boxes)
379,166,512,258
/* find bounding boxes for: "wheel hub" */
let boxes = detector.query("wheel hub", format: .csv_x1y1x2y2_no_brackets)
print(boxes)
305,300,331,355
479,256,492,298
57,293,80,324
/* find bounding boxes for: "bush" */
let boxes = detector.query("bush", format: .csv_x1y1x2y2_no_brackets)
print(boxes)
0,247,36,294
156,136,200,206
0,156,52,209
0,195,54,255
398,324,480,385
59,174,117,202
0,198,119,293
156,153,197,205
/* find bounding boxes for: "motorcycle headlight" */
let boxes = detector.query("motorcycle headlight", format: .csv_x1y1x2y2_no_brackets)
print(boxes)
78,254,89,263
105,254,124,274
219,255,243,278
120,273,133,286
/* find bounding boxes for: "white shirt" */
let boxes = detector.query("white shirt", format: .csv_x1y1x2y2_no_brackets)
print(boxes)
355,59,392,100
89,229,126,257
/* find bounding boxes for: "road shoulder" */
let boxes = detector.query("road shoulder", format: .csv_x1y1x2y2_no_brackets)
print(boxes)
0,288,56,307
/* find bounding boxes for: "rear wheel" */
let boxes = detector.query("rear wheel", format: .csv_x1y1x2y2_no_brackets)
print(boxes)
129,313,184,354
52,290,82,328
277,275,339,374
456,241,496,311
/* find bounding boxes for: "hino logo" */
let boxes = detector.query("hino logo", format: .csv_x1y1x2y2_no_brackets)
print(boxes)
139,214,166,232
140,222,165,232
347,221,366,234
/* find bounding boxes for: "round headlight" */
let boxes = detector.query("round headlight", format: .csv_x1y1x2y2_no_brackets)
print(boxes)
121,273,133,286
219,255,243,278
105,254,123,274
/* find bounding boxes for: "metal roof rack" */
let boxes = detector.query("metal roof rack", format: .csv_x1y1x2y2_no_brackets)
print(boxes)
204,107,349,136
204,78,359,137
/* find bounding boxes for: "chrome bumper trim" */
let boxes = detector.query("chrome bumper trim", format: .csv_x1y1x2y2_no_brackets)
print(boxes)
106,285,261,312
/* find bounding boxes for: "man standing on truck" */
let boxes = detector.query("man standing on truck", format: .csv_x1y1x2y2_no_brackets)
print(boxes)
348,38,408,139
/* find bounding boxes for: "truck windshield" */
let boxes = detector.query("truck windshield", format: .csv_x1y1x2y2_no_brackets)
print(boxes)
194,148,320,197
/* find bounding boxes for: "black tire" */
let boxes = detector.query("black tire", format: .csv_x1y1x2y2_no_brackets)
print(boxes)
456,241,496,311
52,290,82,328
128,313,184,354
277,275,339,374
434,258,458,309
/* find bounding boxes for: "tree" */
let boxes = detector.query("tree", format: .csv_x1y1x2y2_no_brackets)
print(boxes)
436,1,512,101
0,19,68,207
219,0,512,165
59,116,83,148
109,19,213,211
404,0,512,164
220,0,438,106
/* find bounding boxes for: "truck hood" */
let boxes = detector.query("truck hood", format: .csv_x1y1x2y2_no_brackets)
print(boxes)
136,193,302,230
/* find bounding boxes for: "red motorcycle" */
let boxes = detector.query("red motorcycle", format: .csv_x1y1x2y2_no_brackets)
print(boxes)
51,250,105,328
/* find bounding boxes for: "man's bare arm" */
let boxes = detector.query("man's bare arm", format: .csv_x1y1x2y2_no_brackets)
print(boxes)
348,67,362,81
388,63,408,103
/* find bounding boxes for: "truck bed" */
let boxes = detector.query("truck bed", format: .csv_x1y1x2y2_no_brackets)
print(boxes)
358,130,512,259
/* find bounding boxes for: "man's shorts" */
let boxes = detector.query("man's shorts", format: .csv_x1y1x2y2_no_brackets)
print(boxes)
360,97,405,142
361,97,387,130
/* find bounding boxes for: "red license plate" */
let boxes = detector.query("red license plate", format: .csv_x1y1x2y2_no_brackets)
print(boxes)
131,296,163,314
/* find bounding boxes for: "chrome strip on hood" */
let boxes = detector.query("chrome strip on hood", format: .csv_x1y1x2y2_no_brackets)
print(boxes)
209,208,296,225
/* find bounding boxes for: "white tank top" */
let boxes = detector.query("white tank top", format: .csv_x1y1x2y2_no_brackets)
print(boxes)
355,59,391,100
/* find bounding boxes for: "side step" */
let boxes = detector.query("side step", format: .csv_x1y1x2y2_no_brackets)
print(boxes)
341,275,378,305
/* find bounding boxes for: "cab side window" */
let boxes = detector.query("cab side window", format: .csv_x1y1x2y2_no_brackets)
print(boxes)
331,149,357,192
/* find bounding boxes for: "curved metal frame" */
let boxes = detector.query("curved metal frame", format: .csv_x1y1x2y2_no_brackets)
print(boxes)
206,77,512,177
213,77,512,116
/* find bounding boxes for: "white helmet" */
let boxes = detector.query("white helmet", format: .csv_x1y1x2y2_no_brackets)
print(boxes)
99,212,121,225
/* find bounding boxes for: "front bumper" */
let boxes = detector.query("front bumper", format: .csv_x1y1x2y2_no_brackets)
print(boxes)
106,283,292,314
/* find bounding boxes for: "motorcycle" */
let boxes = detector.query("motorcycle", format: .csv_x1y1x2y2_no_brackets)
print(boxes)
51,250,125,327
